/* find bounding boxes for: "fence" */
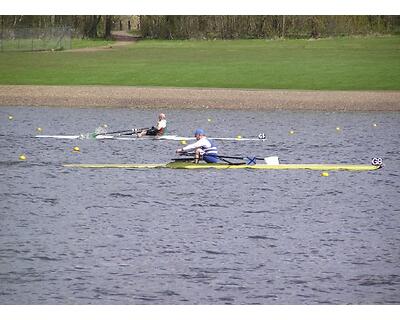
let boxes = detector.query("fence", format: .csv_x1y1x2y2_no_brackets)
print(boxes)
0,27,72,52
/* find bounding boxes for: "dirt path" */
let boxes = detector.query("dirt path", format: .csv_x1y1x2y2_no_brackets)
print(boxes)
66,41,134,52
1,85,399,111
66,31,140,52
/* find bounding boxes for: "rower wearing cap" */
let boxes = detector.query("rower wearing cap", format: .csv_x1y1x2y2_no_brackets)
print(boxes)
137,113,167,137
176,128,218,163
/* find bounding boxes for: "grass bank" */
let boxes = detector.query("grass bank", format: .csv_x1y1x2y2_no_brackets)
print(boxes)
71,38,115,49
0,36,399,90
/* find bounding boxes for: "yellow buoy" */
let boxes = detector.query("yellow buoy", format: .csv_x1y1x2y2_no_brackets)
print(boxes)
207,118,212,122
103,124,108,128
73,146,80,152
336,127,341,131
36,127,43,132
19,154,26,161
180,140,187,145
236,135,242,140
321,172,329,177
289,130,295,135
8,115,13,120
373,123,377,127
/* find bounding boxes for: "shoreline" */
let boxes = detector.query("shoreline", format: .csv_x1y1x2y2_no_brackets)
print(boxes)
1,85,400,111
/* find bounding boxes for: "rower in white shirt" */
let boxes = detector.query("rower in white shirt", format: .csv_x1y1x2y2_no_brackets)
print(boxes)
176,128,218,163
137,113,167,137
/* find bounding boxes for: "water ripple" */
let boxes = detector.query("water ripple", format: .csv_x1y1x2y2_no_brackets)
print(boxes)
1,107,399,304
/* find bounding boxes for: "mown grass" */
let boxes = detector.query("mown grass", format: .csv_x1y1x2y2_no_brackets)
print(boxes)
0,36,399,90
71,38,115,49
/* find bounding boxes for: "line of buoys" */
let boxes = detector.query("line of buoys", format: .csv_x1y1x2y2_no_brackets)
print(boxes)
284,123,379,135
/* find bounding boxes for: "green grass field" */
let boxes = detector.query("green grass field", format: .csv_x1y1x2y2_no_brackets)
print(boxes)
0,36,399,90
70,38,115,49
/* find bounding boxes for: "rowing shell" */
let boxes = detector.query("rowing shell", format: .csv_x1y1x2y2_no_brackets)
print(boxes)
63,162,382,171
36,134,264,141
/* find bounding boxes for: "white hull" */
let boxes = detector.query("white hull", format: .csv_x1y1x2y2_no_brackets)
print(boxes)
35,134,265,141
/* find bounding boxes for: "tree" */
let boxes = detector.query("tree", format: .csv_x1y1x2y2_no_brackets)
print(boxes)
83,15,101,38
105,15,112,39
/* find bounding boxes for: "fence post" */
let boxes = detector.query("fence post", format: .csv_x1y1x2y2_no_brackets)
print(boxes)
68,27,72,49
0,16,3,52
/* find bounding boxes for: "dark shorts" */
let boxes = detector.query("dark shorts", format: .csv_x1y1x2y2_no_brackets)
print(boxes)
146,127,159,136
203,154,219,163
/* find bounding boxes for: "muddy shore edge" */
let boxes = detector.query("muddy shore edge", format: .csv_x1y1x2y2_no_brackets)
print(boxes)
1,85,399,111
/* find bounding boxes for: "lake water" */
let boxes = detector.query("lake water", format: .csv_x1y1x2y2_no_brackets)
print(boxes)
0,106,399,304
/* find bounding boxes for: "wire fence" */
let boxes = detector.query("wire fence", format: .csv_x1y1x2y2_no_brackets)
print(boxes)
0,27,72,52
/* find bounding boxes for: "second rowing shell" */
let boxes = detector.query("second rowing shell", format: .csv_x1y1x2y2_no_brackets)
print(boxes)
35,134,264,141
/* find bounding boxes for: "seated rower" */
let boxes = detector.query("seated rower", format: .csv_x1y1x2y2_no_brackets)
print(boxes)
176,128,218,163
137,113,167,137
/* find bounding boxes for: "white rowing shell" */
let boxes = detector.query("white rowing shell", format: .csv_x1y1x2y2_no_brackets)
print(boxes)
36,134,265,141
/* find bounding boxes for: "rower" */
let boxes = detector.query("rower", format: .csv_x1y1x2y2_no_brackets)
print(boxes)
176,128,218,163
137,113,167,137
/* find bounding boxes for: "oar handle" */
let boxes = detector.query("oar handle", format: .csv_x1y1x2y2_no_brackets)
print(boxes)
217,155,265,161
121,128,151,136
132,127,150,133
95,128,150,136
176,153,265,165
94,129,132,136
177,153,265,161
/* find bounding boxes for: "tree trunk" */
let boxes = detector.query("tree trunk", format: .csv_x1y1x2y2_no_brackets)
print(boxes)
84,15,101,38
105,15,112,39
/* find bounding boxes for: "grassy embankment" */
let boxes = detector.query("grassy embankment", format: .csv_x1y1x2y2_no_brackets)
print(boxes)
0,36,399,90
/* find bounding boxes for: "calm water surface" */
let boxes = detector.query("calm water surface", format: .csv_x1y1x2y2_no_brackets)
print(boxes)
0,106,399,304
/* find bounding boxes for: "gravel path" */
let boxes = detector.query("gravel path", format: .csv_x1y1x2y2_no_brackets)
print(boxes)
1,85,399,111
